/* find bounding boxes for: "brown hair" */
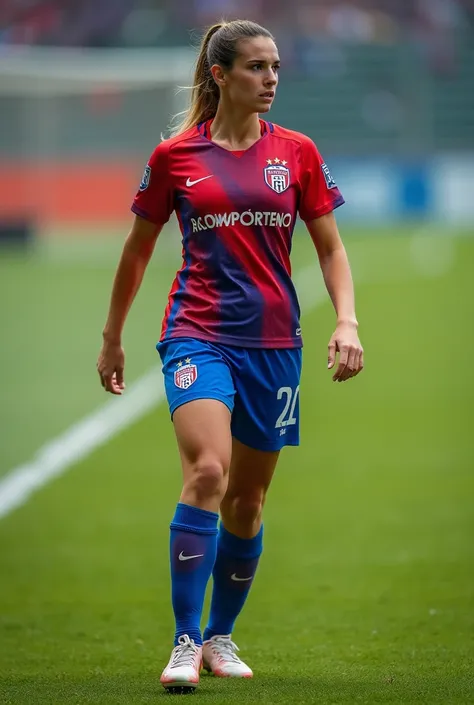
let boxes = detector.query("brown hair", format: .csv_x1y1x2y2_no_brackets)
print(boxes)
171,20,274,136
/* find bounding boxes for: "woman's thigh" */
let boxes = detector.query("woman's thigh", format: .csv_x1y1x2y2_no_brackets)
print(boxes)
158,338,236,498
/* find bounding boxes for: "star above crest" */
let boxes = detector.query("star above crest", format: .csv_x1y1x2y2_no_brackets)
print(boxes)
266,158,288,166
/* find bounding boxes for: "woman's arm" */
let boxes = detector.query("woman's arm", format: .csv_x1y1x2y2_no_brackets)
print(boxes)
305,211,364,382
97,215,162,394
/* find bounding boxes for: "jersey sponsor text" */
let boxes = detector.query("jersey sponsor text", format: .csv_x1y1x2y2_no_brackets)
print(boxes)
191,210,293,233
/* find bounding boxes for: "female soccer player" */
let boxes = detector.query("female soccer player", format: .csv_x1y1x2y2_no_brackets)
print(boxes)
97,19,363,693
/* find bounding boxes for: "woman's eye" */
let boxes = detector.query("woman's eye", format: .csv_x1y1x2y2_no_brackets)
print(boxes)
251,63,280,72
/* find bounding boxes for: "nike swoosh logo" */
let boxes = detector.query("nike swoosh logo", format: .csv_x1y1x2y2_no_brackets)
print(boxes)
186,175,213,187
178,551,204,562
231,573,253,582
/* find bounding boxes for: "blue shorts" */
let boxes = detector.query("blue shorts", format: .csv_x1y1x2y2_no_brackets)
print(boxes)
157,337,302,452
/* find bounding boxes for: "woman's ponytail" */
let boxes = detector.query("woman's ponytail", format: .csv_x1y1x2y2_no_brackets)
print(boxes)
171,23,223,135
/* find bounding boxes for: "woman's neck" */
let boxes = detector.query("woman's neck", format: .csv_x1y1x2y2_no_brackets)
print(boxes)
209,107,262,151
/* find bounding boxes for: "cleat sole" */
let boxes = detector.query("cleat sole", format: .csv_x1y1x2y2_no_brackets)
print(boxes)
163,683,197,694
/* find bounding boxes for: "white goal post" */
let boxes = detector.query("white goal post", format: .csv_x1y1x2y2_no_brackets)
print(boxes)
0,46,196,163
0,46,195,95
0,47,196,234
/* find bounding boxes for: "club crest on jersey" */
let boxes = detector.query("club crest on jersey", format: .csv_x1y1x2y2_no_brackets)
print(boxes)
139,164,151,191
174,359,198,390
264,158,290,194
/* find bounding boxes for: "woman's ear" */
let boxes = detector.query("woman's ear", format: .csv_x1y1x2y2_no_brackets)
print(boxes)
211,64,226,88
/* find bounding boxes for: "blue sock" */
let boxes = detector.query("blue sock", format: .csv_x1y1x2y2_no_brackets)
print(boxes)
203,524,263,641
170,503,219,646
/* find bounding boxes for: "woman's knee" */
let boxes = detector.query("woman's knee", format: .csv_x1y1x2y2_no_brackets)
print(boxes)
183,457,227,502
221,491,265,525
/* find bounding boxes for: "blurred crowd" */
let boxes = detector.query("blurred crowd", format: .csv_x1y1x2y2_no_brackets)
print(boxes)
0,0,472,68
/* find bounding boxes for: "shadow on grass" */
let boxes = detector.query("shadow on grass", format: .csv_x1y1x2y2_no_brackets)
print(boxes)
1,672,473,704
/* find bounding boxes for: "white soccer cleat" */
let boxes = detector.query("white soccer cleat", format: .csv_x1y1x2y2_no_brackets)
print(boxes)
202,634,253,678
160,634,202,693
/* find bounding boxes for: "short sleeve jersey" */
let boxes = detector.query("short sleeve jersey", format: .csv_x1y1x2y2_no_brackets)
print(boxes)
132,120,344,348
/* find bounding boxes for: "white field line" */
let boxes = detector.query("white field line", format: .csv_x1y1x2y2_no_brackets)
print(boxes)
0,261,339,521
0,368,164,520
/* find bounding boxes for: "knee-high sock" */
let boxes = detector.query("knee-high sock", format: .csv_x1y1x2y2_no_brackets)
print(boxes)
170,503,219,646
203,523,263,641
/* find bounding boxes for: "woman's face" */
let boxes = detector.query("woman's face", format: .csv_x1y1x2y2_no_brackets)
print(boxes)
215,36,280,115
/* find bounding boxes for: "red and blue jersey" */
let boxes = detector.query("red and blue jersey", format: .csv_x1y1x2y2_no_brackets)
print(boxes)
132,120,344,348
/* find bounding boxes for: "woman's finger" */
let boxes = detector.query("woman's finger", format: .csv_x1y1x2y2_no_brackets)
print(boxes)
355,349,364,376
333,344,348,381
351,349,363,377
349,350,359,378
109,371,125,395
98,366,107,389
116,368,125,389
101,369,118,393
328,340,337,370
342,347,357,381
104,375,115,393
97,361,104,387
349,348,362,378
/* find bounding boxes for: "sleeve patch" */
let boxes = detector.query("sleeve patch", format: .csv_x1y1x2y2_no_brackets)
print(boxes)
139,164,151,191
321,163,337,189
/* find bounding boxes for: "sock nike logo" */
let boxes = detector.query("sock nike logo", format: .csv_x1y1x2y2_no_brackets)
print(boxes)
231,573,253,582
178,551,204,561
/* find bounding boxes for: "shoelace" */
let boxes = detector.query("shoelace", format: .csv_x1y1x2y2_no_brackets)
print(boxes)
210,636,242,664
171,635,199,668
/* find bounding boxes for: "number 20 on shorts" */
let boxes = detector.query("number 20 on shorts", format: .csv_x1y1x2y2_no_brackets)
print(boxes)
275,386,300,428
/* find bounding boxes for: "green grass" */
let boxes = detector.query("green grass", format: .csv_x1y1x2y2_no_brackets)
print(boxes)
0,227,182,472
0,225,473,703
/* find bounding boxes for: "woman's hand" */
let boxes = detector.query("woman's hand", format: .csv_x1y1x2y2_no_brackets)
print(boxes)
327,322,364,382
97,340,126,395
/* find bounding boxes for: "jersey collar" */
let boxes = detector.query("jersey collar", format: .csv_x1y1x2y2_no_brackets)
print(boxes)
197,119,273,140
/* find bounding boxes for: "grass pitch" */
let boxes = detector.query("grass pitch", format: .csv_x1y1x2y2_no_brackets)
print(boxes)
0,226,473,703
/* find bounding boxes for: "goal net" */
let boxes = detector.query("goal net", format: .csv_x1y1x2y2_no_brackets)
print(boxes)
0,46,194,234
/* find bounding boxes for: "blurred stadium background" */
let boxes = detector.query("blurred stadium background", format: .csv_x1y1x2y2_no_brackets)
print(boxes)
0,2,473,703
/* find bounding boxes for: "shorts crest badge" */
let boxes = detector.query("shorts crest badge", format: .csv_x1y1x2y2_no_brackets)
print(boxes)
174,358,198,390
264,158,290,194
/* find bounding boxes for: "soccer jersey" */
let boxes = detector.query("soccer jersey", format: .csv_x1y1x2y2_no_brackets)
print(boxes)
132,120,344,348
